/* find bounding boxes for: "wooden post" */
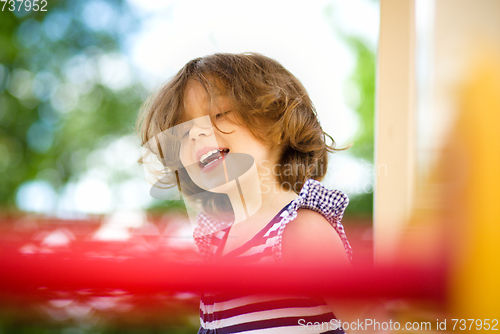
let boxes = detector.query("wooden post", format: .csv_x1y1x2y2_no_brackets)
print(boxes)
375,0,416,263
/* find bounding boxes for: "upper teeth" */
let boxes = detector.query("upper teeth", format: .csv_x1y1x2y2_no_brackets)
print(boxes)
199,149,220,164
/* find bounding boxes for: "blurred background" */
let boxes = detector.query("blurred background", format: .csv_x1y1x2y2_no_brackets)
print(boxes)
0,0,377,332
3,0,500,332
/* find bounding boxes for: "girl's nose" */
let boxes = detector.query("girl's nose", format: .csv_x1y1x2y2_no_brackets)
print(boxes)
189,122,213,140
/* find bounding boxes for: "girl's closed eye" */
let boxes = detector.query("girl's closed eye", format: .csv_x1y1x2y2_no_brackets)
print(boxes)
215,110,231,119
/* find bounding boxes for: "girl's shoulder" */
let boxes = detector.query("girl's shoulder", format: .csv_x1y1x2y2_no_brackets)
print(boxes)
272,179,352,263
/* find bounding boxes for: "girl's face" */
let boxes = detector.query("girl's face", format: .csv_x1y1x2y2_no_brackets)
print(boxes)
178,80,274,192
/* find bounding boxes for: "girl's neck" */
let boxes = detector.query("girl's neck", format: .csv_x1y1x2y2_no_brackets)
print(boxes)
219,176,297,256
226,175,298,226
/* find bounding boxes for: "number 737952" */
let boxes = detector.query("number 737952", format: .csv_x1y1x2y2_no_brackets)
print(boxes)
452,319,498,331
1,0,48,11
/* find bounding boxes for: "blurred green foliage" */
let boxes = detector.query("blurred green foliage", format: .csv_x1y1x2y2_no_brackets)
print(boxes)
323,3,377,219
343,37,376,164
342,36,376,218
0,0,145,211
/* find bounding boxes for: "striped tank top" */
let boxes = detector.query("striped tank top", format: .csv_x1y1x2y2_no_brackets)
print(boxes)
193,179,352,334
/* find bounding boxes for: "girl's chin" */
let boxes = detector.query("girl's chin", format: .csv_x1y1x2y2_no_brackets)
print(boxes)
191,177,238,194
186,169,235,193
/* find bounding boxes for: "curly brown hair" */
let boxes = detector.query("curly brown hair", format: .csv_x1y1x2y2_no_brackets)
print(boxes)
138,53,338,212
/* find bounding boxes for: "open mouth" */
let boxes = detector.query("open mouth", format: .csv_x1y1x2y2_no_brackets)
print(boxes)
198,148,229,171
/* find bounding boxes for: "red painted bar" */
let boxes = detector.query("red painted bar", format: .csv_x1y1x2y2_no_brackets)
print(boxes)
0,250,447,301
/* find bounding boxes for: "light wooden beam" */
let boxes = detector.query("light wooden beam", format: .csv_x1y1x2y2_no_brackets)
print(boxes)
374,0,416,263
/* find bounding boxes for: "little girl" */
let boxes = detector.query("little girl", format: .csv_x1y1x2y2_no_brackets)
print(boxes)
139,53,352,334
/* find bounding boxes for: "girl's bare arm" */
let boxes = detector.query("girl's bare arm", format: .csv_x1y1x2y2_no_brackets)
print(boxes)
282,209,357,333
